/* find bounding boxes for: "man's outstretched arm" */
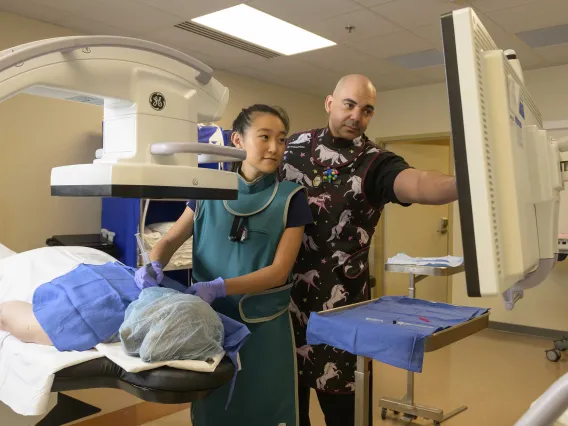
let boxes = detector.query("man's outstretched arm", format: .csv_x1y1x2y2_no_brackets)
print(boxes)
393,168,458,205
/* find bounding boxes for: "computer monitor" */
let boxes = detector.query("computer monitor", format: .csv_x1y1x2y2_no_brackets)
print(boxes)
441,7,566,309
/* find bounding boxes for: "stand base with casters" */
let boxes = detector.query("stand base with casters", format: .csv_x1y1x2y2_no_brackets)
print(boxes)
546,338,568,362
380,398,466,425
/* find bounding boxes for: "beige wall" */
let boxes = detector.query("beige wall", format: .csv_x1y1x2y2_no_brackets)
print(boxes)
214,70,328,134
366,82,450,140
0,11,327,252
369,64,568,330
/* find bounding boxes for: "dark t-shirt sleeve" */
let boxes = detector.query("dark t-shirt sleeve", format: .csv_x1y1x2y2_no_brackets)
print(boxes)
364,151,413,209
286,190,313,228
186,200,196,211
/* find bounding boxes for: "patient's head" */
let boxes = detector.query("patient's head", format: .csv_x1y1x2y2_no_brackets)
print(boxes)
120,287,224,363
229,104,290,180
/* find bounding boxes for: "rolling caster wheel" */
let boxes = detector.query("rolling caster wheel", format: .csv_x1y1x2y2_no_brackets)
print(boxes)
434,422,441,426
546,349,561,362
381,408,387,420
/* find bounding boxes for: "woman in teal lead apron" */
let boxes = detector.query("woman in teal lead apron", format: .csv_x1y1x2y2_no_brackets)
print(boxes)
135,104,313,426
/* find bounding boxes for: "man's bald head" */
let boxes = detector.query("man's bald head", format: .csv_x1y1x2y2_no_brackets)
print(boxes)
333,74,376,98
325,74,377,140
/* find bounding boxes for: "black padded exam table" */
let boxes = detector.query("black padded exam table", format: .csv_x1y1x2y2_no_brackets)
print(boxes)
37,356,235,425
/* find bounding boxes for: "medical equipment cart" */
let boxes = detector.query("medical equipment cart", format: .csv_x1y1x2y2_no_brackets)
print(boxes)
318,263,489,426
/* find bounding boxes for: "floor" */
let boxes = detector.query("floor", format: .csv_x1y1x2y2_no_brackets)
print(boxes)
34,329,568,425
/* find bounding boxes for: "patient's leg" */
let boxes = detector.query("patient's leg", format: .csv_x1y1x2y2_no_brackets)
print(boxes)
0,301,53,346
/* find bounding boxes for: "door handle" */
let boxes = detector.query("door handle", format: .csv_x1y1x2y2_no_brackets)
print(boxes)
438,217,449,234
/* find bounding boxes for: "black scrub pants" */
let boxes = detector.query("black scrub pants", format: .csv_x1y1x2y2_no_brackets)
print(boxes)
298,367,373,426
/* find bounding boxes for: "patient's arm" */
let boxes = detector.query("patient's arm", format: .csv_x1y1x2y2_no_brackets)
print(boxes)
0,301,52,346
149,207,194,268
224,225,305,295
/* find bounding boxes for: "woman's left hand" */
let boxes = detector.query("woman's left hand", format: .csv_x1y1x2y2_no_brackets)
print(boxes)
185,277,226,304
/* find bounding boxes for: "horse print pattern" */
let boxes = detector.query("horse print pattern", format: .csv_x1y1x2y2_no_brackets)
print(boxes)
279,127,384,393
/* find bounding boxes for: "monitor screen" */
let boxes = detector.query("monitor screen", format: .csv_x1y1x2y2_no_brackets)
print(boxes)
441,7,564,308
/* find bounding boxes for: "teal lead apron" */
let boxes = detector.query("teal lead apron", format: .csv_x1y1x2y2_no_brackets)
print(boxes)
191,172,304,426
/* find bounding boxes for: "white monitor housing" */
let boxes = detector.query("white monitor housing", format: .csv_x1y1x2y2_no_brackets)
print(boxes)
0,36,245,200
441,8,568,309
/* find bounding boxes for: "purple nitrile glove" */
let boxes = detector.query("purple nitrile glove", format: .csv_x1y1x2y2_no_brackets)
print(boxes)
134,261,164,290
185,277,226,304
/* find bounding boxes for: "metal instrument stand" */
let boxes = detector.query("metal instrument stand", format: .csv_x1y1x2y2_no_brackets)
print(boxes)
317,263,490,426
378,263,465,425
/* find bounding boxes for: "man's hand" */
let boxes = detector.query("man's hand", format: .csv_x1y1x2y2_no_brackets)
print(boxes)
393,169,457,205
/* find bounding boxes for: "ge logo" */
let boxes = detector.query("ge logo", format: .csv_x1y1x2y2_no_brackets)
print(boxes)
149,92,166,111
192,178,199,186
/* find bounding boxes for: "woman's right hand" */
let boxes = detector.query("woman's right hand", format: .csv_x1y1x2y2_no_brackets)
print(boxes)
134,261,164,290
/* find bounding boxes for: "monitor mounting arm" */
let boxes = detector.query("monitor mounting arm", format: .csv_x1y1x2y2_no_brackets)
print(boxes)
502,135,568,309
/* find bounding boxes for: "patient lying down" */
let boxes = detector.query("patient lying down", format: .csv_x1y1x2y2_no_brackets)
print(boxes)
0,300,53,346
0,261,229,363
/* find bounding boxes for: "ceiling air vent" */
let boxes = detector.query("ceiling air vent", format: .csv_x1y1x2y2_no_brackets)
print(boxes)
174,21,280,59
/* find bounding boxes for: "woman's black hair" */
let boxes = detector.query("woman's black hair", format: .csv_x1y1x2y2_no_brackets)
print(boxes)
227,104,290,172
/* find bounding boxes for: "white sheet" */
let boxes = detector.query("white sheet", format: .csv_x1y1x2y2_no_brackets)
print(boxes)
0,243,16,260
386,252,464,267
0,246,223,416
96,343,223,373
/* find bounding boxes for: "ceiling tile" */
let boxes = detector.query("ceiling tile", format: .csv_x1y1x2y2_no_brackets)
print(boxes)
412,64,447,83
370,0,465,28
0,0,69,23
373,70,428,91
301,8,402,43
469,0,540,13
535,44,568,66
49,13,133,36
517,24,568,49
353,0,396,7
134,0,243,20
246,0,363,27
485,0,568,33
411,24,443,47
11,0,96,14
387,48,444,69
294,44,374,74
475,14,549,69
346,30,433,59
354,57,407,77
73,0,182,35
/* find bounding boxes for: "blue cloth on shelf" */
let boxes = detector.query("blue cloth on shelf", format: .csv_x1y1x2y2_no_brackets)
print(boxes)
306,296,488,373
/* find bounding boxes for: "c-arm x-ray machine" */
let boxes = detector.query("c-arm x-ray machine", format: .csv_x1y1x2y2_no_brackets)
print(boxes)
0,35,246,200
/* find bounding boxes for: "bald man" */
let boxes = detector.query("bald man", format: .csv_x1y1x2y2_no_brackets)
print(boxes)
279,74,457,426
